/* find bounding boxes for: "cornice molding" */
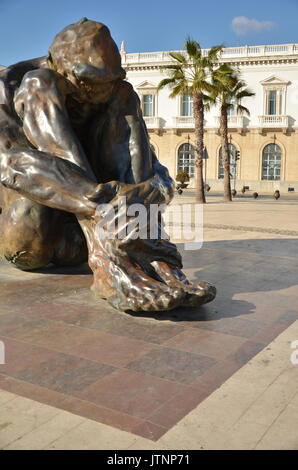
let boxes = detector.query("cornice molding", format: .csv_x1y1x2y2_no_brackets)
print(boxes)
124,57,298,72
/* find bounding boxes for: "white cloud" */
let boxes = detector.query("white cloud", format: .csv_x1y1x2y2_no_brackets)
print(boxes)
231,16,275,35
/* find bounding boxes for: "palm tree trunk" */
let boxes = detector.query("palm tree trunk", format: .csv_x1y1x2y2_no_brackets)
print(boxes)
220,104,232,202
193,91,206,204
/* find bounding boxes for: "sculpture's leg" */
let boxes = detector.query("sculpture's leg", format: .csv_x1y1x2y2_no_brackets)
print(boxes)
0,195,87,270
51,212,88,267
79,218,186,312
0,90,88,270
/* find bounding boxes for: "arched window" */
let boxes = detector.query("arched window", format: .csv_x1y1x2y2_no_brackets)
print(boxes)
177,143,195,178
262,144,282,180
218,144,237,179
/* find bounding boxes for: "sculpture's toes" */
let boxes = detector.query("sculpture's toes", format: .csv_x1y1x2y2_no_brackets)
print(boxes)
145,286,186,312
182,281,216,307
107,283,186,312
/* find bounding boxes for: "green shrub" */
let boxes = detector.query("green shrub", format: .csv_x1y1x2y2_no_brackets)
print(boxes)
175,170,190,184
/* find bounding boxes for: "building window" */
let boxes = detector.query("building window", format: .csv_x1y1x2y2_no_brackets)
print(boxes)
143,94,154,117
268,90,277,115
181,94,193,117
262,144,281,180
177,143,195,178
261,77,289,119
218,144,237,179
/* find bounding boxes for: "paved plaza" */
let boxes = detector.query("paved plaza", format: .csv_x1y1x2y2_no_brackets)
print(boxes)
0,192,298,449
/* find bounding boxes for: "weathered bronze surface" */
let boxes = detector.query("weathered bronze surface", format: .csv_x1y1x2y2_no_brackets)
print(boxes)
0,19,216,311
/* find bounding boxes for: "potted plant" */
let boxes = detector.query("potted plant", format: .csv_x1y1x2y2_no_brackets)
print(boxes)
176,170,190,189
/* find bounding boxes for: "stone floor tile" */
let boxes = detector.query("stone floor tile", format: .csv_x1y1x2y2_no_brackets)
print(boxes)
125,347,216,384
12,353,116,394
254,404,298,450
164,328,245,359
0,374,68,408
45,419,138,450
3,410,83,450
0,338,57,375
68,331,156,367
75,369,186,419
147,386,209,428
59,396,144,432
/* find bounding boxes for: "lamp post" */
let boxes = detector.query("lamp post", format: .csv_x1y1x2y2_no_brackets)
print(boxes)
187,133,190,178
203,146,208,192
270,134,277,180
229,135,240,192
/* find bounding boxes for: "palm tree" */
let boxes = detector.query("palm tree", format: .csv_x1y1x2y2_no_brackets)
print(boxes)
158,39,223,203
212,67,255,201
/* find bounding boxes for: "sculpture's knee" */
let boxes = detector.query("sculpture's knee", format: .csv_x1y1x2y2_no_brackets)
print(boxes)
14,68,62,118
3,244,52,271
3,248,50,270
1,231,53,271
1,203,54,271
20,68,59,92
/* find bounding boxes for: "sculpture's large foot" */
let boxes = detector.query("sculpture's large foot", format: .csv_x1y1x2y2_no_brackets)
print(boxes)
79,213,215,313
91,255,186,312
152,261,216,307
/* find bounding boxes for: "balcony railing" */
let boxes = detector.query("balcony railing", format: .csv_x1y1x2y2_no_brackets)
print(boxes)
172,116,195,127
143,116,162,128
122,44,298,65
258,115,290,128
144,114,290,130
215,115,245,128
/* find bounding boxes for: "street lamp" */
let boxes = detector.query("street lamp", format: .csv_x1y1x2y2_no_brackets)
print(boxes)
229,135,240,192
203,146,208,186
186,133,190,178
234,150,240,191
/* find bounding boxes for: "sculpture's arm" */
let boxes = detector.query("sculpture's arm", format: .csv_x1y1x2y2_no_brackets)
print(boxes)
0,150,108,217
13,68,96,181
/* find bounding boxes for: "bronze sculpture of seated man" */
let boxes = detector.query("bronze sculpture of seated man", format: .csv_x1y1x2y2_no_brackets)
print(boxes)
0,18,216,312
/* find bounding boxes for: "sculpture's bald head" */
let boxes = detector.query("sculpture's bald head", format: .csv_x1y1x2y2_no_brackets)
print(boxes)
48,18,126,102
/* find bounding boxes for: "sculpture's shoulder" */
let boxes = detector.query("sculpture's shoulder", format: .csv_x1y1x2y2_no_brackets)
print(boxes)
115,80,135,96
111,80,140,114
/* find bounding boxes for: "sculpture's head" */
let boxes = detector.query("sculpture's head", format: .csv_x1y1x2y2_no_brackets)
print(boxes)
48,18,126,103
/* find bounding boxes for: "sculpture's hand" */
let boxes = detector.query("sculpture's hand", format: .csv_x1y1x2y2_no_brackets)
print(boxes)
118,177,167,207
87,180,124,204
92,176,168,245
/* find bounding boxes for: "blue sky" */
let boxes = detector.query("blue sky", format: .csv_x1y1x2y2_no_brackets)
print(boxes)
0,0,297,65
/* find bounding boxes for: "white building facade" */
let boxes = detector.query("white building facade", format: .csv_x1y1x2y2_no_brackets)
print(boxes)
122,44,298,192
